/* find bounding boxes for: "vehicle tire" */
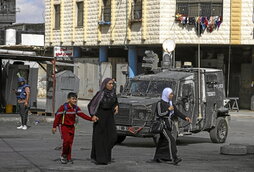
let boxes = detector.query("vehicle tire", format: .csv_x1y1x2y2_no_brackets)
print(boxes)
209,117,228,143
220,145,247,155
116,135,126,144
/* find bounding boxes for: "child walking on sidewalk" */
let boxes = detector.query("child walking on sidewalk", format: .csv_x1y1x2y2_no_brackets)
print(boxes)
52,92,97,164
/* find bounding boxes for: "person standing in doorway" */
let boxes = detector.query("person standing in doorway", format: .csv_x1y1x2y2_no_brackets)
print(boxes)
153,87,191,165
16,77,30,130
88,78,119,165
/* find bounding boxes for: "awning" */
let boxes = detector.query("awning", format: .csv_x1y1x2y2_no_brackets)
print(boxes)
0,49,75,66
0,53,54,62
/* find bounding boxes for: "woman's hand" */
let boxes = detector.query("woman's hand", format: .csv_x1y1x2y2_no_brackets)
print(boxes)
168,106,174,111
185,117,192,123
24,101,29,107
92,115,99,122
114,105,119,115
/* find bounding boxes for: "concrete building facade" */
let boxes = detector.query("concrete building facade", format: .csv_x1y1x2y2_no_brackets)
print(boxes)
44,0,254,46
0,0,16,27
44,0,254,109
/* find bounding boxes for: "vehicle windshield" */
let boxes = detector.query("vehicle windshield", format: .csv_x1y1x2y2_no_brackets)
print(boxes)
122,80,176,97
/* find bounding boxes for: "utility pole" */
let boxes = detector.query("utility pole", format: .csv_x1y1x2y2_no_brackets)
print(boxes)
197,3,202,121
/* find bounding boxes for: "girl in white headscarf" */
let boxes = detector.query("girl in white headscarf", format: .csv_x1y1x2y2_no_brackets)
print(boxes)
153,87,191,165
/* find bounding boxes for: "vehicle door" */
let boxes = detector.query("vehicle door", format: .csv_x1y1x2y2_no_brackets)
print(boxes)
204,73,224,128
177,79,195,132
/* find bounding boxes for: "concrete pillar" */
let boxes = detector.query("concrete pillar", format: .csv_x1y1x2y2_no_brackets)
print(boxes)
128,46,137,78
251,47,254,110
252,47,254,83
0,59,3,106
99,46,108,62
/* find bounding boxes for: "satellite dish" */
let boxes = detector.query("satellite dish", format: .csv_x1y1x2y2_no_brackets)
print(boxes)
162,39,175,53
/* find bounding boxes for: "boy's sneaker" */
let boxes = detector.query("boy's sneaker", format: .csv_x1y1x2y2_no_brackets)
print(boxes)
173,157,182,165
17,125,23,129
67,159,74,164
60,156,67,164
22,125,27,130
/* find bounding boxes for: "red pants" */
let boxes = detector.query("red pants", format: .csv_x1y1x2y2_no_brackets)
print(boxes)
61,125,75,160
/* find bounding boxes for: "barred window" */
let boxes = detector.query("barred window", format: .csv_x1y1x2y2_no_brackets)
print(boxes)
54,4,61,30
132,0,142,20
176,0,223,17
0,0,15,14
77,1,84,27
102,0,111,22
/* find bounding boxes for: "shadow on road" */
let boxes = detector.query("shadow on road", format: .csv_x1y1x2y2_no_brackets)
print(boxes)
117,136,212,148
177,136,211,146
117,138,156,148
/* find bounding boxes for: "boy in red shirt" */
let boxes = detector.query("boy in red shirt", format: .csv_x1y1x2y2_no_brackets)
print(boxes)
52,92,97,164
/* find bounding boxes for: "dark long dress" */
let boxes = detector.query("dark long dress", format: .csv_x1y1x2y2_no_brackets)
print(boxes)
90,92,118,164
153,100,187,161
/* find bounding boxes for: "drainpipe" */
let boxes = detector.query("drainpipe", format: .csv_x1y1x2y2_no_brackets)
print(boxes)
227,45,231,97
128,46,137,78
52,58,56,115
99,46,108,62
0,58,3,108
99,46,108,84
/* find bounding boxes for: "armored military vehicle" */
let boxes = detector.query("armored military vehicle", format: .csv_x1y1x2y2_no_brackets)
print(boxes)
115,51,229,144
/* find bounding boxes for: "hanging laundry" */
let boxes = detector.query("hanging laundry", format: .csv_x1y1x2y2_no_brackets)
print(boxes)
207,16,214,32
195,17,202,35
175,13,223,35
175,13,182,21
214,16,222,29
181,16,187,25
188,17,195,25
201,17,208,31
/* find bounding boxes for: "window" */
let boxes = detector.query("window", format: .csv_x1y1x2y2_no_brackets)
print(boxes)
206,74,218,92
176,0,223,17
54,4,61,30
131,0,142,21
102,0,111,23
76,1,84,27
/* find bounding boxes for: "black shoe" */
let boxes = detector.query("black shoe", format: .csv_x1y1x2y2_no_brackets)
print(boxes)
95,162,108,165
161,158,172,162
153,159,163,163
60,155,67,164
68,159,74,164
173,158,182,165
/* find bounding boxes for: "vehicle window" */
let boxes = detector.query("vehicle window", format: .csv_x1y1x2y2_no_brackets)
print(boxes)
147,81,176,96
179,82,194,113
122,80,176,97
129,80,150,96
206,74,217,92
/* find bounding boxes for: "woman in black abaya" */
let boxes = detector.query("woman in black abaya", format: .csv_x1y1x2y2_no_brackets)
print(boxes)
88,78,119,165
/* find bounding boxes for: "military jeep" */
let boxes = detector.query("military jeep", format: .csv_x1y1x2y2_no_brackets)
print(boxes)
115,68,229,144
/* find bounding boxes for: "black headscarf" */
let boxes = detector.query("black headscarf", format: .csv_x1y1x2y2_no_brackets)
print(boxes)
88,78,114,116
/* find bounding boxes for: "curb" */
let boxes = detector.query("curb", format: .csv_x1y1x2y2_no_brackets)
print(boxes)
229,143,254,154
220,144,254,155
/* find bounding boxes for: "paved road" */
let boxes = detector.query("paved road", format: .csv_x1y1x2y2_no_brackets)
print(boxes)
0,111,253,172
